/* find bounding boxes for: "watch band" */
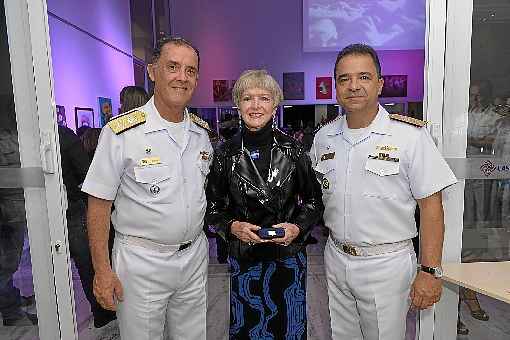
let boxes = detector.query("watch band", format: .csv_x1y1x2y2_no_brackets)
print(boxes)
419,265,443,278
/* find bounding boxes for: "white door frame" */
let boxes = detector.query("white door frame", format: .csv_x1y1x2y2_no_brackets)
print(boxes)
417,1,448,338
5,0,78,339
435,1,473,340
419,1,473,339
423,0,474,339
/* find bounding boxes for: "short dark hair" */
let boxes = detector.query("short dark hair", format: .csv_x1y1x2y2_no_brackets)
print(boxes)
120,86,149,113
334,43,382,83
151,36,200,71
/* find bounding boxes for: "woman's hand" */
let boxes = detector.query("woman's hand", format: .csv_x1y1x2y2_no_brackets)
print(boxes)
230,221,266,245
271,223,301,246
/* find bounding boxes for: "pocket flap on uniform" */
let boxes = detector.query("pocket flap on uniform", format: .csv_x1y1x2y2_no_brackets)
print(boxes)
365,159,399,176
134,165,171,184
314,160,335,176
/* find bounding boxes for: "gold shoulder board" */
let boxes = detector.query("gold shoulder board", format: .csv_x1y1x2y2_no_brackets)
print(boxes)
190,112,211,131
389,114,426,127
107,110,146,135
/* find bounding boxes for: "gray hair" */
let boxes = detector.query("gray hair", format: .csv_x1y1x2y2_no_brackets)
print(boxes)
151,36,200,71
232,70,283,108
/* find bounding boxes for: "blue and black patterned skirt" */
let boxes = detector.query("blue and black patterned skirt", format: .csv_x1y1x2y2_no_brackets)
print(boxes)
229,251,307,340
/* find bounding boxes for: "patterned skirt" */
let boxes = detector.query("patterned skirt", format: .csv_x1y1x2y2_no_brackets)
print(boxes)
228,251,307,340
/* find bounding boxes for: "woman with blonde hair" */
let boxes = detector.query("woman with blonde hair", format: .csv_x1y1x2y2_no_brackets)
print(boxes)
206,70,323,339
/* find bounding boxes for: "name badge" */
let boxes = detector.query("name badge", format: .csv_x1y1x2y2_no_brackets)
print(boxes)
320,152,335,161
139,156,161,166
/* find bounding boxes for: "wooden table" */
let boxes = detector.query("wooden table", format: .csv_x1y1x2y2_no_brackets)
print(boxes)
442,261,510,304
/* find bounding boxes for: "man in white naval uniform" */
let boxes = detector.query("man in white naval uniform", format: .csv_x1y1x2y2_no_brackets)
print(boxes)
82,37,212,340
312,44,457,340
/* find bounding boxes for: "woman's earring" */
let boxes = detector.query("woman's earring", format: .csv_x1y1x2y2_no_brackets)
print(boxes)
272,113,278,129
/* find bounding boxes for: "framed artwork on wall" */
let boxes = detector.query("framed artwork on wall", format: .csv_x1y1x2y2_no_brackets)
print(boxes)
381,75,407,98
98,97,113,127
56,105,67,127
75,107,94,130
283,72,305,100
316,76,333,99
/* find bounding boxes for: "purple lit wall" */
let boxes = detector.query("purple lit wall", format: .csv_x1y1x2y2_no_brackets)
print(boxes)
171,0,424,107
47,0,134,131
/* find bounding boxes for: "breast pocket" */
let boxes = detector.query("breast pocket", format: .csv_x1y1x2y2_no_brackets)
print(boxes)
133,165,176,203
365,158,400,177
314,160,336,199
363,159,399,200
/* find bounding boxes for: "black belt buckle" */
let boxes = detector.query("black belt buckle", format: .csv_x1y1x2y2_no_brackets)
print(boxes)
178,241,192,251
342,244,358,256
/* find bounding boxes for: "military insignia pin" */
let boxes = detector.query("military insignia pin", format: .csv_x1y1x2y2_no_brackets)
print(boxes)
200,151,209,160
322,178,330,190
150,185,160,195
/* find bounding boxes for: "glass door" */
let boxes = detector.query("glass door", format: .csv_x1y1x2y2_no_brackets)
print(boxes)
2,0,77,339
433,0,510,339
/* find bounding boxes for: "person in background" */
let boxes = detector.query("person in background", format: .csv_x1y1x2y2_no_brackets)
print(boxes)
76,125,91,139
312,44,456,339
302,121,315,152
206,69,324,339
80,128,102,161
458,81,498,334
58,125,118,337
0,96,37,327
119,86,149,115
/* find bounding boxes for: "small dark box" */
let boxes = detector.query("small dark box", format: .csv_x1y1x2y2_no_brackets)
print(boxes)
258,227,285,239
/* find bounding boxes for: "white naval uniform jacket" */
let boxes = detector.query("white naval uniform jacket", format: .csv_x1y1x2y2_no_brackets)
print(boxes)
82,97,213,244
312,105,457,246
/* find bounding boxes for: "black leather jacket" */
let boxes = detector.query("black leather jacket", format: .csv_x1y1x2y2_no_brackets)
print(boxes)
206,129,324,261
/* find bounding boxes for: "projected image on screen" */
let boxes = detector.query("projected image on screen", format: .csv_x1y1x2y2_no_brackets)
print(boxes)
304,0,425,52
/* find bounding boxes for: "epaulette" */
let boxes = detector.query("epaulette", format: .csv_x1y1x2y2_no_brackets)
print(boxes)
189,112,211,131
107,109,146,135
389,114,426,127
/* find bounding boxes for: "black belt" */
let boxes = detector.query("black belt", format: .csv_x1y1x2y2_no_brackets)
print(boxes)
178,240,193,251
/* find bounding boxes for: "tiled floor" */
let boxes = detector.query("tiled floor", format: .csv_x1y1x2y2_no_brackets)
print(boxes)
2,227,510,339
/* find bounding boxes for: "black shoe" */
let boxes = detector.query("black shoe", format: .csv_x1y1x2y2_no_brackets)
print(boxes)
3,311,38,326
457,319,469,335
93,312,117,328
306,236,318,245
20,295,36,307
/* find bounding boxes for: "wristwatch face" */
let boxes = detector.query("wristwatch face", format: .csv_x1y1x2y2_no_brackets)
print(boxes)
421,265,443,278
434,267,443,278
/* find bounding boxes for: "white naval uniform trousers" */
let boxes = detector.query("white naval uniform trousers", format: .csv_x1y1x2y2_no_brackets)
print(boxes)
113,233,208,340
325,239,416,340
